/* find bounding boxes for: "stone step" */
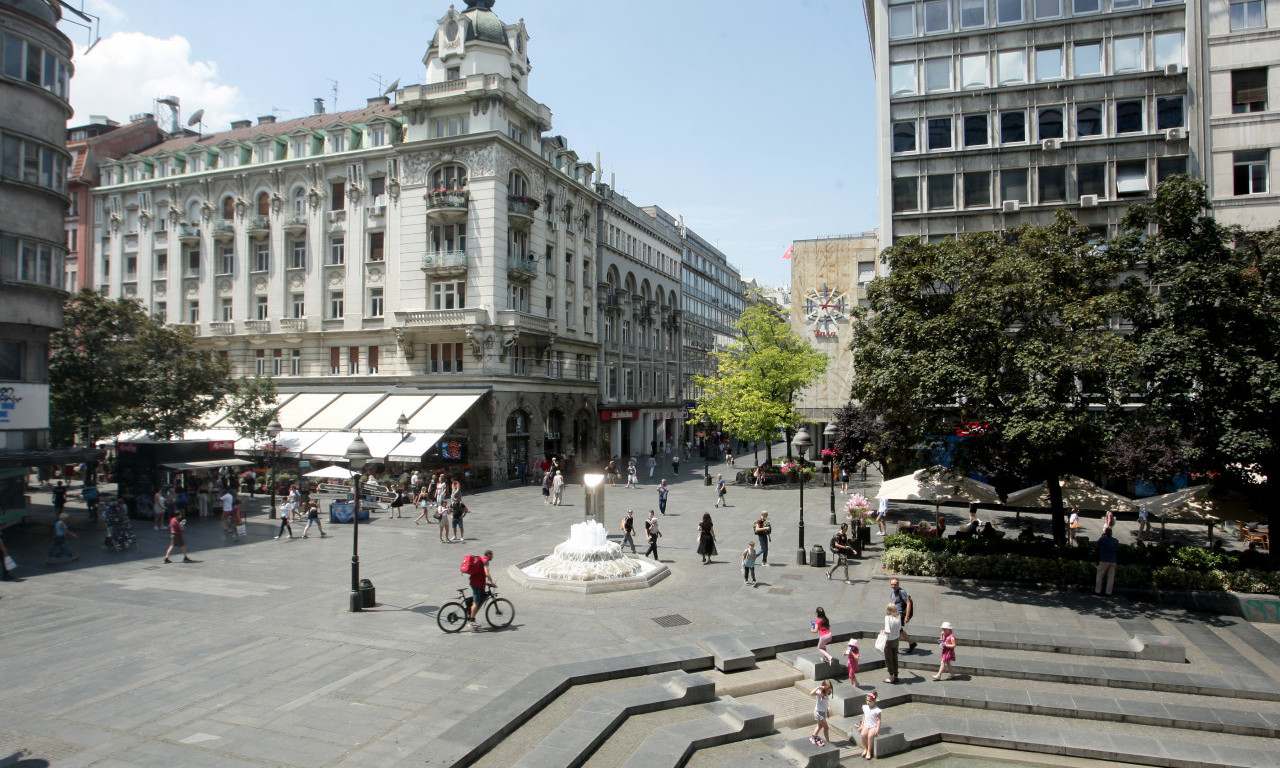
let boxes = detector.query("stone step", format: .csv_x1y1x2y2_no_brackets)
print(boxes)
734,686,815,731
700,659,804,698
617,697,774,768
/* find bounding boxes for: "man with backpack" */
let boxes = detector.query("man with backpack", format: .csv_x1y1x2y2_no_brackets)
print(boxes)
462,549,496,629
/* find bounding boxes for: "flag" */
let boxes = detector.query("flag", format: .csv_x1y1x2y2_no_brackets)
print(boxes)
782,245,793,260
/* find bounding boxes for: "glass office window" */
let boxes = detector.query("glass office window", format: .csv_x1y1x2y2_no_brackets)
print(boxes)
889,4,917,37
961,54,989,88
1113,36,1144,73
997,50,1027,84
1073,42,1102,77
1035,47,1064,81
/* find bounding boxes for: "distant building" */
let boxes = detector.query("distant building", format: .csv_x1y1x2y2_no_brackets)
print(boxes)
671,215,744,413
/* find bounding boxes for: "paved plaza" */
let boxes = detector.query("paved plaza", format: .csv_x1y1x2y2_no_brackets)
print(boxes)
1,450,1278,767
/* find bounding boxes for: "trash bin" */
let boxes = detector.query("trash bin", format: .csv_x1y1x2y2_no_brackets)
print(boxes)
809,544,827,568
359,578,376,608
704,475,713,486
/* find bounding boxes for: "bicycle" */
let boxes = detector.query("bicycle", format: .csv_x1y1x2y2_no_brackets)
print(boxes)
437,587,515,632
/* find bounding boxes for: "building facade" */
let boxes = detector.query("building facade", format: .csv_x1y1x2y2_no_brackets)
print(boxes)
674,217,744,414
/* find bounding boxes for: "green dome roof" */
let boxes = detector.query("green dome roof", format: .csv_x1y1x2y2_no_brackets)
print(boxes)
463,1,509,47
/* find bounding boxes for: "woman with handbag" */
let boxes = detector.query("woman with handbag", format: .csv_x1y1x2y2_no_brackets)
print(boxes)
696,513,717,564
881,604,903,684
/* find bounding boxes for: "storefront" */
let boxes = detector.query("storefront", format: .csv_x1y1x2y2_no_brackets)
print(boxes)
116,439,252,520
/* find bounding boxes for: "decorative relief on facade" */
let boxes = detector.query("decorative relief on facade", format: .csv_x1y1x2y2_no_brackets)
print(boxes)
401,151,442,186
185,283,198,297
289,274,304,288
253,277,268,291
327,271,343,286
395,327,415,360
366,267,383,283
154,284,165,297
217,279,231,294
123,285,135,296
457,145,496,178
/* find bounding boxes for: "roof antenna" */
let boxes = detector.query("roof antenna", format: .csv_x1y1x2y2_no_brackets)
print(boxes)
187,108,205,137
327,79,339,114
56,1,101,53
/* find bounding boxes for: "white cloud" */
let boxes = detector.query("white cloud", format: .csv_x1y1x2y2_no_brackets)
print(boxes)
68,32,241,131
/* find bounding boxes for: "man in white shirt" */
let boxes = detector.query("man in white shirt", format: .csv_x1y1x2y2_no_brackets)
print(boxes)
220,491,235,536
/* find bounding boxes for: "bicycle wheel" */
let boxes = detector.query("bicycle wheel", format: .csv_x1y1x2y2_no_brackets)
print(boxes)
437,601,468,633
485,597,515,629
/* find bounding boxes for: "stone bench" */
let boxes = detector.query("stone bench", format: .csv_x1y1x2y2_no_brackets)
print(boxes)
619,698,773,768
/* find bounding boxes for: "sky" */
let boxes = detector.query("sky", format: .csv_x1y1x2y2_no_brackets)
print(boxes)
60,0,878,288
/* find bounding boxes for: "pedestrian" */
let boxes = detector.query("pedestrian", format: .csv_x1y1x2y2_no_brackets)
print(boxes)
245,473,256,498
881,603,903,684
1101,508,1116,531
859,458,869,482
933,622,957,680
753,465,764,487
450,478,462,506
827,523,859,583
153,487,165,530
811,606,834,662
859,691,882,759
606,460,619,486
464,549,496,630
45,511,78,565
1138,505,1151,533
726,446,734,466
888,578,917,651
845,638,861,687
620,509,637,554
697,512,717,564
231,499,244,543
754,511,771,563
274,504,294,539
450,500,468,542
302,501,327,538
541,471,552,504
1068,507,1081,544
1,529,16,582
671,455,680,475
551,470,565,505
840,466,849,493
657,479,669,515
741,540,758,585
625,460,639,488
643,510,662,559
197,484,209,519
809,679,832,747
436,496,451,542
219,489,235,538
875,497,888,536
714,473,727,507
389,485,405,519
411,470,420,490
163,512,194,563
647,455,656,479
52,480,67,517
1096,526,1118,596
413,486,433,525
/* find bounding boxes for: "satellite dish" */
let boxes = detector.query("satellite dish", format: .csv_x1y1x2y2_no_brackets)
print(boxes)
383,78,400,96
187,109,205,127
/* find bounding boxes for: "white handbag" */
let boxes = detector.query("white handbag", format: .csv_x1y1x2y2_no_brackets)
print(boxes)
874,631,888,652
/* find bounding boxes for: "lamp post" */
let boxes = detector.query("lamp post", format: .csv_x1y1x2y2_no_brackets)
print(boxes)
267,418,282,517
345,433,372,612
824,422,838,525
792,426,812,565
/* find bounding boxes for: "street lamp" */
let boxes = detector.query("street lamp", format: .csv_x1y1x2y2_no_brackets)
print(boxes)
792,426,812,565
267,417,283,517
395,413,409,435
824,422,838,525
345,433,372,613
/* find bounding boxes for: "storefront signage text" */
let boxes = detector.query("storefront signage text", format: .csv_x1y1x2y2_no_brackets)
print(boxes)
600,409,637,421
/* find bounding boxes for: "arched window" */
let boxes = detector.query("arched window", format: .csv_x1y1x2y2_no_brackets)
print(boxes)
256,192,270,216
508,170,529,198
292,187,306,215
221,196,235,220
431,164,468,191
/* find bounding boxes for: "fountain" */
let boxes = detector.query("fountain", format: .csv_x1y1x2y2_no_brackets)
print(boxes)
510,519,670,593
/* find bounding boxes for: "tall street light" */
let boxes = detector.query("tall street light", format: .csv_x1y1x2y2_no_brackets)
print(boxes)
824,422,838,525
792,426,812,565
267,418,283,517
345,433,372,612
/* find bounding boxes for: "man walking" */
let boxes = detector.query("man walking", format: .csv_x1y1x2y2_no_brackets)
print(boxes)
52,480,67,518
1096,526,1118,596
672,454,680,475
889,578,918,652
714,474,727,507
657,479,669,515
551,471,565,506
754,511,772,564
643,510,662,559
620,509,637,554
162,512,194,564
827,523,859,583
220,489,238,541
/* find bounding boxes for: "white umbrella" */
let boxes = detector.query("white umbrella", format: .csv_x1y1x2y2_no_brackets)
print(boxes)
876,466,1000,505
1006,475,1137,513
303,465,359,479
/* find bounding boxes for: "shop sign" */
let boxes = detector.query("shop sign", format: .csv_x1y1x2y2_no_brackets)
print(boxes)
117,442,138,453
209,440,234,451
814,330,838,339
298,460,311,468
544,432,560,440
0,384,48,431
600,409,637,421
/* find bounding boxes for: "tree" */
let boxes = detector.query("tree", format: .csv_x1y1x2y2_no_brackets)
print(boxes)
225,375,279,445
829,403,916,480
850,214,1142,544
119,324,231,440
693,304,828,466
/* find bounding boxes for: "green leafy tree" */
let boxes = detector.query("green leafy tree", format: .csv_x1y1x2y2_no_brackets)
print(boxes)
851,214,1142,544
693,304,828,466
830,403,916,480
120,324,231,440
225,375,279,445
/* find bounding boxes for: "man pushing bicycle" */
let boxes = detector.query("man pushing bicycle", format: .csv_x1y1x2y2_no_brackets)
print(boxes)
465,549,496,630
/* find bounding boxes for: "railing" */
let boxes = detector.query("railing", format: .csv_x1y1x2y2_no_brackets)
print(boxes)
168,322,199,336
177,222,200,241
425,190,470,210
508,196,540,218
394,308,486,327
507,254,538,276
283,213,307,231
212,221,234,239
420,250,468,270
244,319,271,334
279,317,308,333
247,216,270,235
208,321,235,335
496,310,553,334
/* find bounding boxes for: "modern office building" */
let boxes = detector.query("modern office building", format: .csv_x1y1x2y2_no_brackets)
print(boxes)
670,214,744,413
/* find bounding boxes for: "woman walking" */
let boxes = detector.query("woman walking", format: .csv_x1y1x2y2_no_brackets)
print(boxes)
551,471,565,506
881,604,903,684
812,606,834,662
274,504,294,539
413,486,433,525
644,511,662,559
809,679,832,747
696,513,717,564
302,501,327,538
625,460,639,488
45,512,78,565
541,471,552,504
933,622,957,680
859,691,882,760
389,485,406,519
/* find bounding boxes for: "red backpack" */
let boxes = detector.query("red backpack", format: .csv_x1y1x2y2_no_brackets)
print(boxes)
460,554,485,575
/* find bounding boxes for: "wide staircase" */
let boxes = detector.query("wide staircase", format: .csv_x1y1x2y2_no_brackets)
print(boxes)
455,616,1280,768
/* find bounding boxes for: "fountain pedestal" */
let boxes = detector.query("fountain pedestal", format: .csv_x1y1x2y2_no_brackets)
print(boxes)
510,520,670,593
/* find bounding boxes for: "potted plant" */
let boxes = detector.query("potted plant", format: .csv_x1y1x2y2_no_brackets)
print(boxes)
845,493,873,547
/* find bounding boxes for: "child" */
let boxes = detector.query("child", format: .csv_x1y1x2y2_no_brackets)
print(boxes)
809,679,832,746
933,621,957,680
275,504,294,539
742,540,758,585
859,691,882,760
812,607,833,663
231,501,243,542
845,638,861,687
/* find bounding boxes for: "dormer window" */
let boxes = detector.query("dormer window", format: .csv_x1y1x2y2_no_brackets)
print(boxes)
330,133,346,153
221,149,235,167
291,138,308,159
156,160,168,178
369,127,386,147
188,155,202,172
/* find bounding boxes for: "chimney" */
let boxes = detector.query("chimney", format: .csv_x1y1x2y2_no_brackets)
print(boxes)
230,119,252,130
314,98,326,115
367,96,390,107
257,115,276,125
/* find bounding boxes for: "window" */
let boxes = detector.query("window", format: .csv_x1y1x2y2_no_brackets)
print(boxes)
1035,47,1063,81
187,300,199,323
431,281,465,309
220,298,233,322
255,349,266,376
1074,42,1102,77
290,349,301,376
330,291,344,319
370,176,386,201
1234,151,1269,194
329,237,345,265
0,341,20,381
219,247,234,276
928,117,952,150
1157,156,1188,181
330,133,346,153
1078,163,1106,197
997,50,1026,84
1038,107,1064,139
1001,111,1027,143
892,177,919,212
960,0,987,27
892,122,916,152
367,346,379,374
349,346,359,375
220,197,234,220
1038,166,1067,202
963,172,991,208
430,223,466,253
1113,36,1144,73
1116,100,1144,133
369,287,384,317
1232,68,1267,113
430,163,468,190
1157,96,1185,129
924,0,950,32
432,115,470,137
330,347,341,375
250,296,265,321
1116,160,1150,195
1001,168,1029,202
1073,0,1099,13
964,114,989,146
997,0,1023,23
1112,0,1139,6
330,182,345,211
1231,0,1266,31
447,66,461,81
368,232,384,262
256,192,270,216
429,342,465,374
960,54,989,88
857,262,876,284
889,4,916,37
1154,31,1184,70
290,240,306,269
254,242,269,272
928,174,955,209
507,284,528,312
1077,103,1103,136
925,58,952,92
890,63,917,96
292,293,305,318
1034,0,1060,19
292,187,306,214
154,251,167,277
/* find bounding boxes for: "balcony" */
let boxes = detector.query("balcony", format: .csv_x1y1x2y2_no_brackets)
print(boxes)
420,250,468,277
495,309,553,335
244,319,271,334
168,322,199,336
507,254,538,281
209,321,235,336
177,222,200,243
425,189,469,223
283,213,307,233
212,221,235,241
507,195,539,228
393,307,487,328
279,317,308,333
247,216,270,238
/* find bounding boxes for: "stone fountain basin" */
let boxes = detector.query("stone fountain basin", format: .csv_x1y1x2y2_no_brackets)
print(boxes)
508,556,671,594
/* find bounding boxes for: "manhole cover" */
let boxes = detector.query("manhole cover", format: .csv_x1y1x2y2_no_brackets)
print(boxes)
780,574,803,581
768,588,794,595
651,614,691,627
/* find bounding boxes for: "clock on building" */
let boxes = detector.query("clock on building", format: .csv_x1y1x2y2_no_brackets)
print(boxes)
802,284,847,338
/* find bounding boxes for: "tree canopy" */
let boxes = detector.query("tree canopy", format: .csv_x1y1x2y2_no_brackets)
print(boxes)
224,375,279,445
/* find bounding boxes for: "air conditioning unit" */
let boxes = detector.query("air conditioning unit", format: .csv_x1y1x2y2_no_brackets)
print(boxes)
1164,127,1188,141
1041,138,1062,151
1164,63,1182,76
1080,194,1099,208
327,210,345,223
368,204,386,217
1002,200,1021,213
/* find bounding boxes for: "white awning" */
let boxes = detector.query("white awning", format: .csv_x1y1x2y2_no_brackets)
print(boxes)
386,432,445,462
273,431,326,456
275,393,341,429
301,393,385,430
161,458,254,470
406,392,485,431
351,394,433,432
300,431,414,461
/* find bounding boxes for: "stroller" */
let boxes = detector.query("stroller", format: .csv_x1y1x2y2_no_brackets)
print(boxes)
102,501,137,552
